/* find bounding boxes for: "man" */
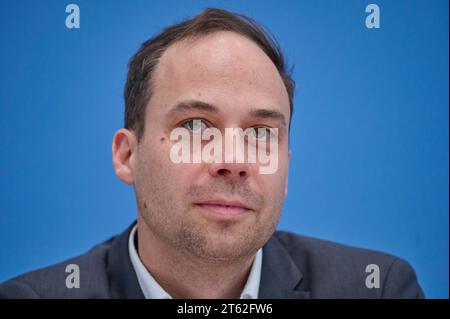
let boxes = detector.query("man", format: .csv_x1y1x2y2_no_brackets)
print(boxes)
0,8,424,299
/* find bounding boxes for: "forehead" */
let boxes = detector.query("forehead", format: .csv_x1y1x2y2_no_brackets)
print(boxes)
148,31,290,121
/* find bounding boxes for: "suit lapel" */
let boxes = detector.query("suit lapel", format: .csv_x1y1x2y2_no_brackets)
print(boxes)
258,235,311,299
108,222,310,299
108,221,145,299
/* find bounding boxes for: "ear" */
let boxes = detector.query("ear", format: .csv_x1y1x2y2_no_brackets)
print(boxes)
285,150,291,198
112,128,138,185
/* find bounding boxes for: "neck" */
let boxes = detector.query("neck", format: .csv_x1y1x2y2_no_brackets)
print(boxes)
136,221,255,299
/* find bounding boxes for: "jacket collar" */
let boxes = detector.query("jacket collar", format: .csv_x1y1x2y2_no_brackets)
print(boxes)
108,221,145,299
107,222,310,299
258,235,310,299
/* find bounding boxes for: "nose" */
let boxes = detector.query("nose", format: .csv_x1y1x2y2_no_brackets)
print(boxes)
208,162,251,181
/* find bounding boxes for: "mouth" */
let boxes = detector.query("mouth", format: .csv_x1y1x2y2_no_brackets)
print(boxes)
194,199,253,221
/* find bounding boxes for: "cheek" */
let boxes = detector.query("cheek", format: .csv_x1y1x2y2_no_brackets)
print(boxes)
139,136,196,191
260,160,288,200
135,137,171,188
142,134,176,167
265,174,287,199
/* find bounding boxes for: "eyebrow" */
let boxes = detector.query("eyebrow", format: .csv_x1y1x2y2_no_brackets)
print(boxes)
167,99,287,128
167,100,219,116
249,108,287,129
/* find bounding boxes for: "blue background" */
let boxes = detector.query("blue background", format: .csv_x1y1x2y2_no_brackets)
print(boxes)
0,0,448,298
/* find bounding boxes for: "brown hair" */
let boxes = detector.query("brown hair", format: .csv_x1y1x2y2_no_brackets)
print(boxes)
124,7,295,141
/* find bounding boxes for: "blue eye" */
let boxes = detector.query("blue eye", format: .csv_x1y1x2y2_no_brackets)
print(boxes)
183,119,208,133
250,127,273,141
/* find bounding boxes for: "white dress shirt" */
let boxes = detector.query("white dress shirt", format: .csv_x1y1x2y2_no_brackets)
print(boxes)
128,224,262,299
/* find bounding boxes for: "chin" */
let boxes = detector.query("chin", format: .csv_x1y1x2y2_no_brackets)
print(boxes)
195,231,262,261
179,217,272,260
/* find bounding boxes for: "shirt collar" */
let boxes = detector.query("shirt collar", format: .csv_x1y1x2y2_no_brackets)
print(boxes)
128,224,262,299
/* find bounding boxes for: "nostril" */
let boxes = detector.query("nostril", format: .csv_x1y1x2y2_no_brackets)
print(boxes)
217,168,229,176
214,168,248,178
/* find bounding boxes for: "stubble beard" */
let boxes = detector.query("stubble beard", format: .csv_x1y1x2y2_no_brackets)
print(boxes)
135,180,282,264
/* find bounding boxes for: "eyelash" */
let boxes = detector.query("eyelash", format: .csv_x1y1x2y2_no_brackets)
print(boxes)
180,118,210,131
179,118,277,139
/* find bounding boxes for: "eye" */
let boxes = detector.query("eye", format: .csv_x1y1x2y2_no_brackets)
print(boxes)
248,127,275,141
182,119,208,133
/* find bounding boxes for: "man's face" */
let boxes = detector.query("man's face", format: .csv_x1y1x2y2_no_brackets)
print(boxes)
133,31,291,261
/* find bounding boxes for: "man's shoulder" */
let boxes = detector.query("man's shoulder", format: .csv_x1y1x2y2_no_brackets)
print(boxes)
269,230,425,298
272,230,398,263
0,227,425,299
0,236,116,299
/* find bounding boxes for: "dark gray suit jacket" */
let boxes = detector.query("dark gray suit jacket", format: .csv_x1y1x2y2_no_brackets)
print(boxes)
0,222,424,298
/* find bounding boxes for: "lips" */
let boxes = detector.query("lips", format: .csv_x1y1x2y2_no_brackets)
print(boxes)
195,199,252,220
